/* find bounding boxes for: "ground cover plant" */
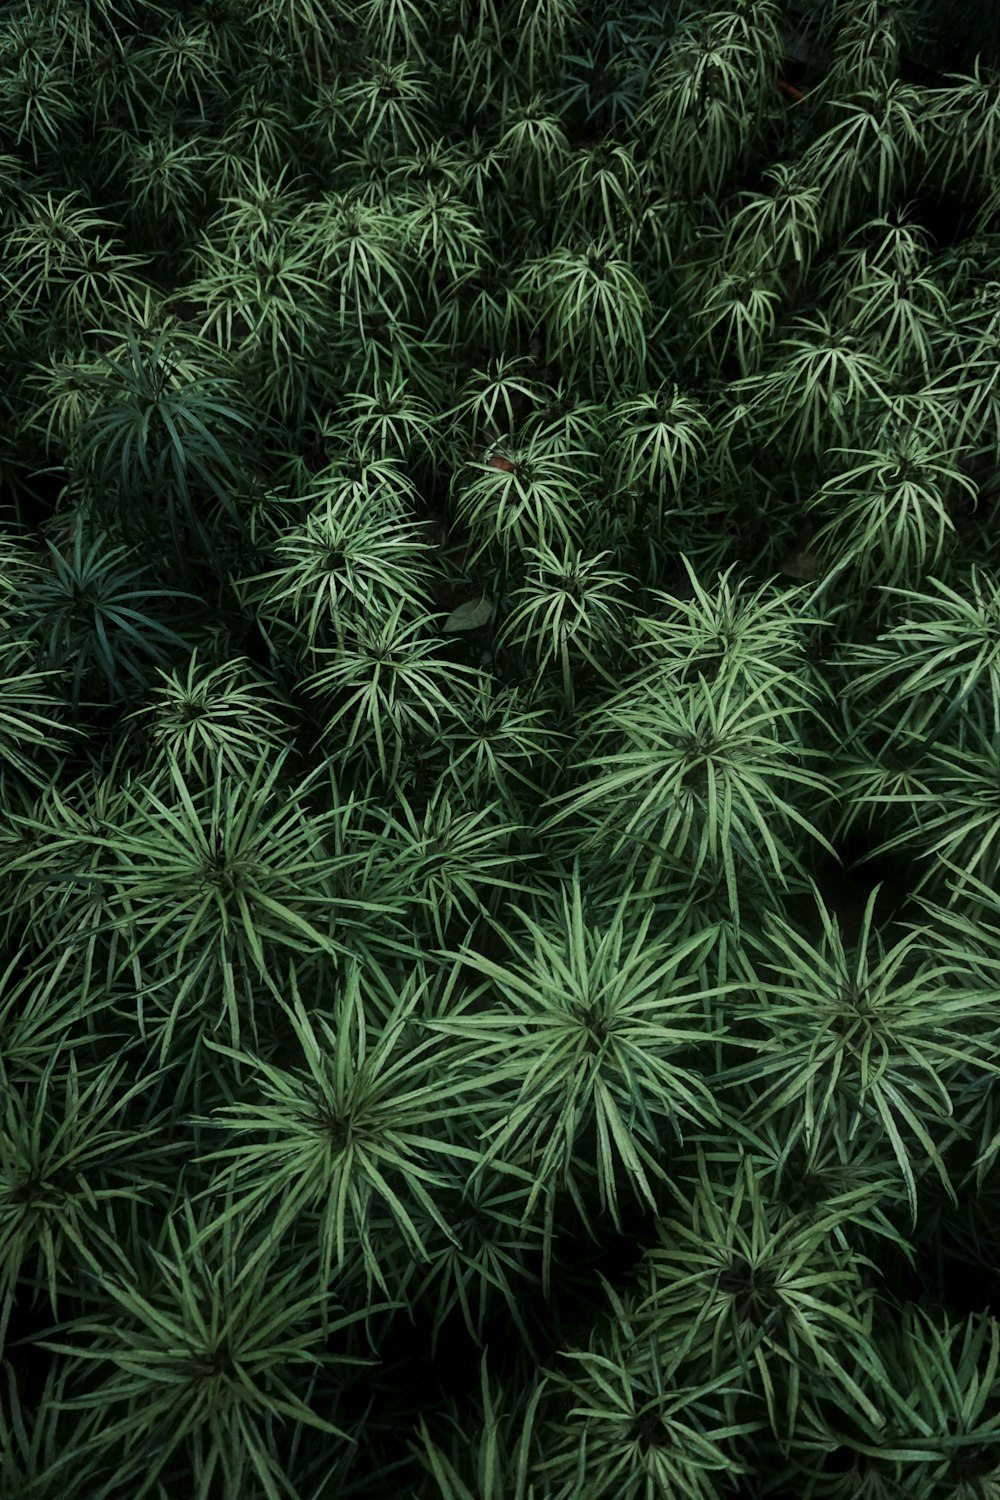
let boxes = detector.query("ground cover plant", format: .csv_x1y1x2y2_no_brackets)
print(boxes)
3,0,1000,1496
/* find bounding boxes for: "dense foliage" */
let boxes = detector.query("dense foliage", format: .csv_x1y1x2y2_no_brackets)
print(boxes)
2,1,1000,1496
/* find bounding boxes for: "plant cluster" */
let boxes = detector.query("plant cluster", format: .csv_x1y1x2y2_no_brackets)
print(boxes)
2,1,1000,1497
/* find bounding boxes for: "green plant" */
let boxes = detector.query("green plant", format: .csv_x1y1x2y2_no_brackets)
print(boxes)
718,885,1000,1222
553,139,644,245
370,785,531,948
630,558,828,726
838,567,1000,750
181,217,331,424
496,95,570,217
608,385,711,510
798,84,930,234
131,15,228,120
786,1302,1000,1500
496,539,635,708
554,4,674,130
15,508,200,704
638,13,775,198
299,191,415,336
0,1045,170,1355
736,312,892,463
854,715,1000,903
36,1192,378,1500
688,261,784,378
83,749,396,1057
807,432,978,595
6,4,1000,1493
337,59,438,155
0,1356,111,1500
632,1143,886,1442
921,58,1000,201
722,162,825,285
1,190,151,338
338,376,440,468
302,602,482,785
541,668,835,927
0,636,76,795
411,1349,549,1497
236,464,436,661
424,867,731,1284
72,323,258,571
0,12,82,169
431,674,565,816
516,237,651,397
122,649,293,781
531,1278,759,1500
451,434,593,568
190,960,493,1303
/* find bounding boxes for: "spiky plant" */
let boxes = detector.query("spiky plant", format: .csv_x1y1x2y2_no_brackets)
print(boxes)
403,1147,548,1358
5,2,1000,1493
14,507,201,704
735,311,892,464
189,959,495,1305
430,674,566,817
0,617,77,796
837,566,1000,751
0,1356,112,1500
631,1142,887,1443
0,1043,172,1355
446,353,549,450
131,14,229,122
301,602,482,785
0,748,143,979
553,4,674,131
0,11,82,169
1,190,151,339
608,385,712,515
529,1278,760,1500
336,59,439,155
298,191,415,337
721,162,826,287
423,867,731,1287
77,747,409,1057
410,1348,550,1496
34,1191,379,1500
806,431,979,597
442,13,517,127
515,236,651,397
638,7,778,199
687,258,785,379
450,432,594,568
234,462,436,662
354,0,432,62
852,714,1000,905
397,180,490,324
717,884,1000,1222
366,785,532,949
338,377,441,470
921,57,1000,202
496,539,635,708
799,83,932,234
628,557,829,726
496,95,571,218
122,649,293,781
541,664,835,927
70,323,259,573
785,1301,1000,1499
553,139,645,246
